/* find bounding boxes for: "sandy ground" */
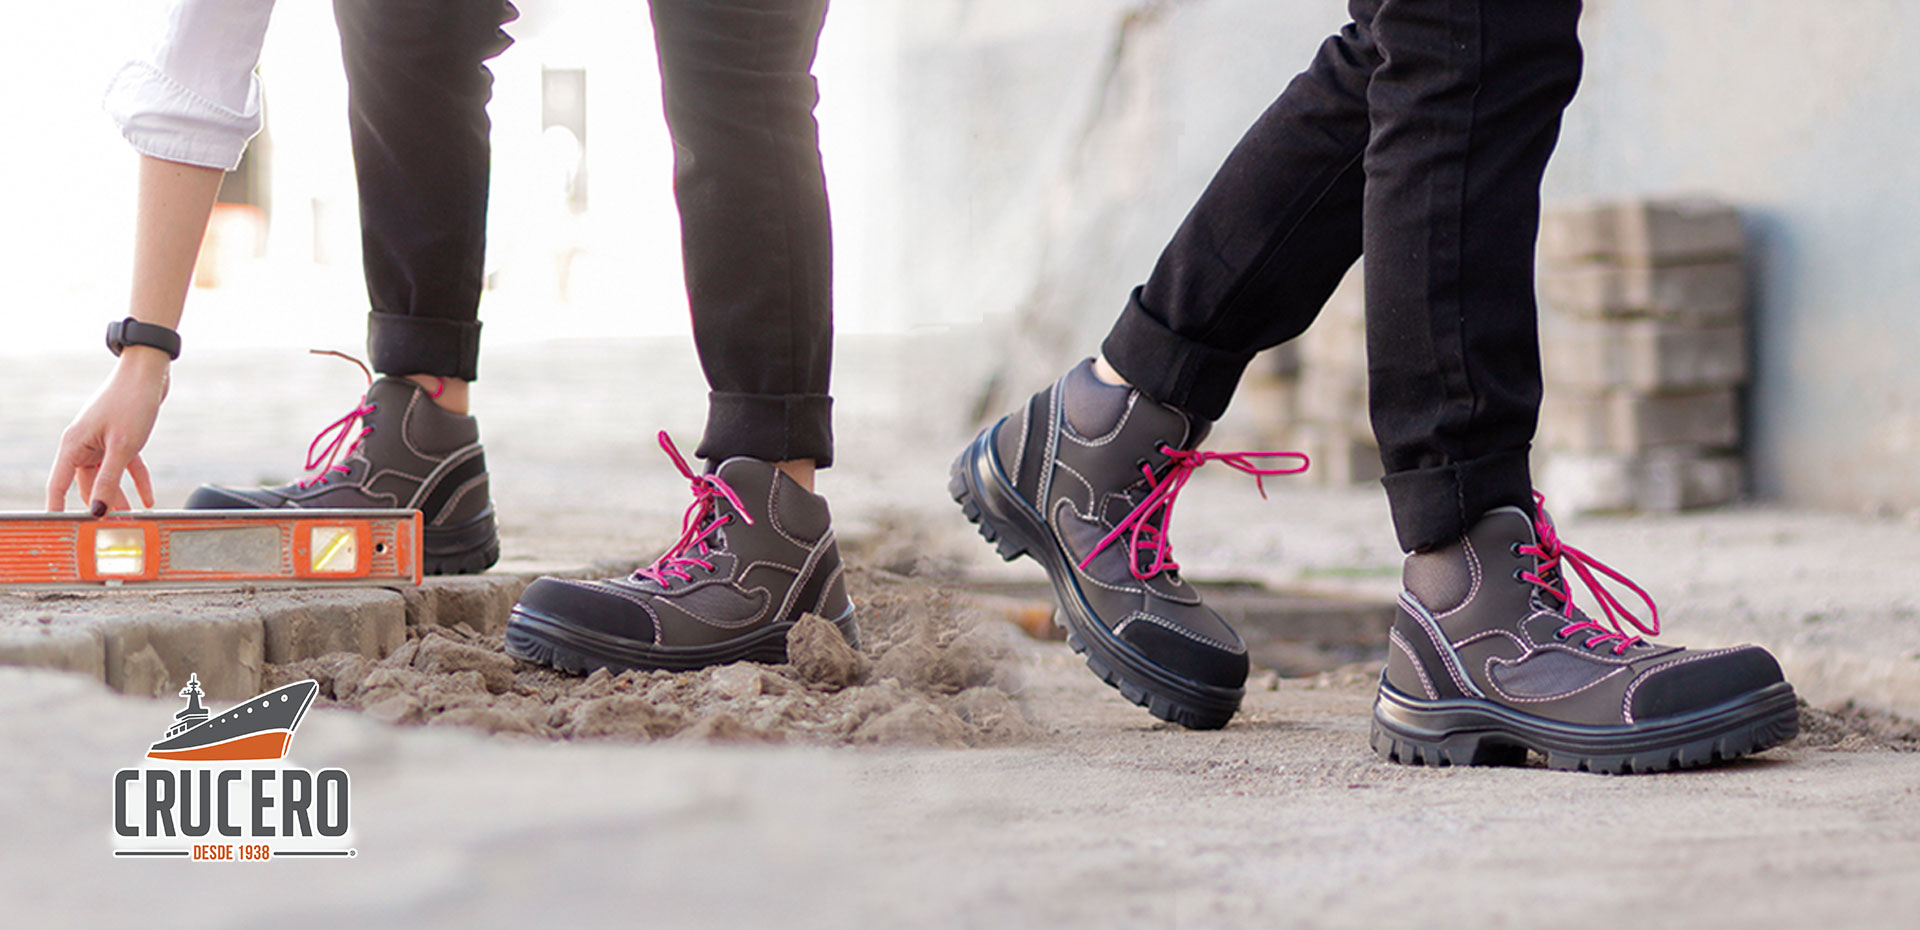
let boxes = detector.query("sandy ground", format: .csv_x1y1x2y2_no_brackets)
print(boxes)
2,562,1916,927
2,628,1915,929
261,562,1919,757
4,335,1919,925
268,566,1037,748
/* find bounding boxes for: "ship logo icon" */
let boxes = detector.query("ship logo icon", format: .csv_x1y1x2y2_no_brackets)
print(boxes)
145,674,319,763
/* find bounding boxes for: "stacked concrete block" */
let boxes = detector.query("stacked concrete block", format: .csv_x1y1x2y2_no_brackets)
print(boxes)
1537,199,1750,513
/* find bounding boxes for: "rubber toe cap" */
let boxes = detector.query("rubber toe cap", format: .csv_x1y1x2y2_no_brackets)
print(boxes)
1117,617,1249,691
1630,645,1786,722
513,577,658,644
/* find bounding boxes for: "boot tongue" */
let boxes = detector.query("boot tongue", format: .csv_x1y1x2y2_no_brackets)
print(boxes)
1061,360,1131,439
1510,505,1578,614
1520,503,1566,591
1062,359,1209,455
708,456,795,545
304,376,415,479
643,459,757,579
1093,449,1204,582
1181,417,1212,450
1449,506,1567,612
1085,498,1171,579
364,375,422,404
710,456,772,501
360,376,429,431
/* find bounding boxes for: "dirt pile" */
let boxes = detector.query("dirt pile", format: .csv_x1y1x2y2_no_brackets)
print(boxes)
1794,699,1920,752
265,567,1038,747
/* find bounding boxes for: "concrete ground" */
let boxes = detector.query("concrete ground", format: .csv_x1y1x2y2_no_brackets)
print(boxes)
4,658,1915,929
2,334,1917,926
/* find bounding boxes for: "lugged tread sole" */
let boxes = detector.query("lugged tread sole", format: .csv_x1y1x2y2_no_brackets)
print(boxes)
423,508,501,576
948,428,1241,730
503,603,861,675
425,538,500,576
1369,679,1801,774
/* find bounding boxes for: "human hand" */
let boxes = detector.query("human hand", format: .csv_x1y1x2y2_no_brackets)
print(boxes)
47,347,168,515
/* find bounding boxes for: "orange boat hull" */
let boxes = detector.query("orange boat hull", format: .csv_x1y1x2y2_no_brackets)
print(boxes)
147,730,293,763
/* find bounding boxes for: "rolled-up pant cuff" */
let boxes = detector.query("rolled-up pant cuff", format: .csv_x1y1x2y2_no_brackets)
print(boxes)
1380,447,1535,552
697,392,835,468
1098,288,1254,422
367,311,483,381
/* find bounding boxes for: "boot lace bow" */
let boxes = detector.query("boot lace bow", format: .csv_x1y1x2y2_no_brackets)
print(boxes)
298,351,449,489
1082,446,1309,581
632,431,754,589
298,351,377,490
1520,491,1661,655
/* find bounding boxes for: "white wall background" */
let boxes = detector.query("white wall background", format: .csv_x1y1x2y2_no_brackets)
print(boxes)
0,0,904,358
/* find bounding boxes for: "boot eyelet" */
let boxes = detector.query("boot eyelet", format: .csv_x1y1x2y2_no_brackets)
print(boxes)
1512,568,1526,582
1509,542,1523,557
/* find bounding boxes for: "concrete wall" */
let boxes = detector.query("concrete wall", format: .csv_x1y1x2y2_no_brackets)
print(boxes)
872,0,1920,512
1543,0,1920,511
866,0,1348,415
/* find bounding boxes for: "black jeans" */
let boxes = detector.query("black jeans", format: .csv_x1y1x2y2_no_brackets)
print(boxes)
336,0,514,383
339,0,835,467
652,0,836,467
1099,0,1583,551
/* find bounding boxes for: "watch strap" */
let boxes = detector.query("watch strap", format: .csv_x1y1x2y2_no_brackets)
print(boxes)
106,317,182,361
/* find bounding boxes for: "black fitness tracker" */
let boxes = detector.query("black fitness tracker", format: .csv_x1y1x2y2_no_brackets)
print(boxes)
105,317,182,361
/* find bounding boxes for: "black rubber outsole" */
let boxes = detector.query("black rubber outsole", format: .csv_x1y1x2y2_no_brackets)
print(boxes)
1369,679,1801,774
424,539,500,576
503,603,861,675
423,509,501,576
948,427,1242,730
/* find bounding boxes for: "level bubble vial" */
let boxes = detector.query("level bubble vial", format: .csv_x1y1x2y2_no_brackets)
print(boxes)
309,526,358,574
93,527,146,576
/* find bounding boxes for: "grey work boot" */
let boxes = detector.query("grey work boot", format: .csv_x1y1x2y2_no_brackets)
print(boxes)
950,359,1307,729
505,433,857,673
1373,497,1799,773
185,374,500,575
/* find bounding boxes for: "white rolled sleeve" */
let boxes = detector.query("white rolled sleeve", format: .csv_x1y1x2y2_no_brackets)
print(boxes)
103,0,276,171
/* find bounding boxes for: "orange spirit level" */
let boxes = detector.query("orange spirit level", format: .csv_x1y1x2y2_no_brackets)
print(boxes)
0,510,422,588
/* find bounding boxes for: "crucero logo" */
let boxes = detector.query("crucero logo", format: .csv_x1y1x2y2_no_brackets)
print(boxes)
112,674,355,860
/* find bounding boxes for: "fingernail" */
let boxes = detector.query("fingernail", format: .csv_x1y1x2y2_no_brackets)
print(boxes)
90,501,108,518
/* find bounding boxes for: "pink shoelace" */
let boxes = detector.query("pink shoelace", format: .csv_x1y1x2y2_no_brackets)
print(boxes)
298,351,446,490
631,431,755,589
1081,445,1310,581
298,351,377,490
1519,490,1661,655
